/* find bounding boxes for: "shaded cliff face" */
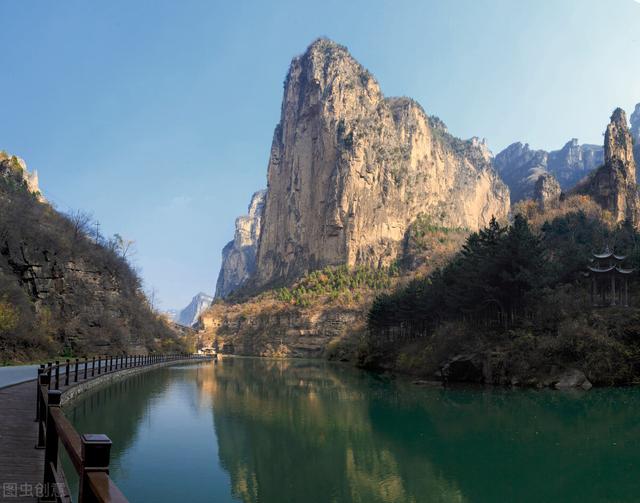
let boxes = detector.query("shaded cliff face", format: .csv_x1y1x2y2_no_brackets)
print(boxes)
578,108,639,225
493,143,548,202
0,152,183,361
215,190,266,298
631,103,640,166
494,139,603,204
533,172,561,210
253,39,509,289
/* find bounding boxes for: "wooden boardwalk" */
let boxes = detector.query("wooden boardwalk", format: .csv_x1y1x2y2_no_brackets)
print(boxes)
0,355,208,502
0,379,41,502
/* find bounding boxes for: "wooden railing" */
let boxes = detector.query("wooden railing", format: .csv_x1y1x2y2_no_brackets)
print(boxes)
35,353,211,502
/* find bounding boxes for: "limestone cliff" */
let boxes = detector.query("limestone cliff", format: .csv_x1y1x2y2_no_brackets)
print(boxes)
215,190,266,298
494,139,603,204
533,172,562,210
0,152,41,200
577,108,639,225
631,103,640,166
252,39,509,289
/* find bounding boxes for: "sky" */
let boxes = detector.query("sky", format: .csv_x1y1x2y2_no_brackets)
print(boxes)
0,0,639,310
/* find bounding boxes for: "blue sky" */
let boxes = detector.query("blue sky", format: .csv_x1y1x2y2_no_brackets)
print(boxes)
1,0,639,310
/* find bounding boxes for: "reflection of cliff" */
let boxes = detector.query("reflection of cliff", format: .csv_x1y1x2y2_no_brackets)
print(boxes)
208,358,640,503
208,358,464,503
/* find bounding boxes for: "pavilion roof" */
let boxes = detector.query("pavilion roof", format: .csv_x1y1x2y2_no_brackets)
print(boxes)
592,251,627,260
588,265,634,274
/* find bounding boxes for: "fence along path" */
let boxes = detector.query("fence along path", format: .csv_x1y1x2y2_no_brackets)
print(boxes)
0,354,210,502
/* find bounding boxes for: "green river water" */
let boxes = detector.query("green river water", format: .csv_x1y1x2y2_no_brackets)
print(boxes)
63,357,640,502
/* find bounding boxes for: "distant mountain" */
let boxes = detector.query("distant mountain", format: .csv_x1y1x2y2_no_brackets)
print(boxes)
215,190,265,299
494,139,604,204
176,292,213,327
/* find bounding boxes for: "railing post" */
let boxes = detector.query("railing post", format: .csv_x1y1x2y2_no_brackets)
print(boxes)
35,365,44,421
42,390,62,501
65,359,70,386
75,358,79,382
55,361,60,390
35,373,50,449
97,356,101,375
84,357,88,380
47,362,52,390
78,434,112,503
110,356,113,372
92,356,96,377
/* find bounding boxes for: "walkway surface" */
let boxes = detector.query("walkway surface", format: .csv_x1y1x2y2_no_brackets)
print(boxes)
0,357,204,502
0,379,41,502
0,366,40,390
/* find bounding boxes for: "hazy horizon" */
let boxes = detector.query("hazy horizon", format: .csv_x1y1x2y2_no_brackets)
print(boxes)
1,0,639,309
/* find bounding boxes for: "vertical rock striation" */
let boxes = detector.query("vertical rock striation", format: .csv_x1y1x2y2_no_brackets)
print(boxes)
215,190,266,298
631,103,640,166
578,108,639,225
251,38,509,289
533,172,561,210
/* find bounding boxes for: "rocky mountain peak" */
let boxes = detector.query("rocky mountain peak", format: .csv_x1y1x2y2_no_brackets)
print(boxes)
577,108,639,225
175,292,213,327
605,108,636,174
247,38,509,289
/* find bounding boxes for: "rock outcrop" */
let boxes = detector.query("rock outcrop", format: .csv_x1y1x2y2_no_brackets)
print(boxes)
631,103,640,140
0,152,42,199
631,103,640,166
494,139,603,204
577,108,640,225
533,172,562,210
175,292,213,327
251,38,509,289
215,190,266,298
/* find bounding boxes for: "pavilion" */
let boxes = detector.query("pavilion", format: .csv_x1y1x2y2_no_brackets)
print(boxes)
588,247,633,307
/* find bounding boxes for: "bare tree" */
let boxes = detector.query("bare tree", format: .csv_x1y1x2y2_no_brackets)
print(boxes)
110,233,136,260
66,210,93,241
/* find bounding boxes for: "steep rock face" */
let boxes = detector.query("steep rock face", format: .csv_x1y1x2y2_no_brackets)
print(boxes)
579,108,639,225
201,301,366,358
176,292,213,327
631,103,640,166
253,39,509,289
533,172,562,210
494,139,603,204
215,190,266,298
0,152,41,199
493,143,548,202
631,103,640,140
547,139,603,188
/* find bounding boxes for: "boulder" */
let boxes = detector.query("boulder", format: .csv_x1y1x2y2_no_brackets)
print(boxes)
553,368,593,390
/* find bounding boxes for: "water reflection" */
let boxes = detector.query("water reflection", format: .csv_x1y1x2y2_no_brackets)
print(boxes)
65,357,640,503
